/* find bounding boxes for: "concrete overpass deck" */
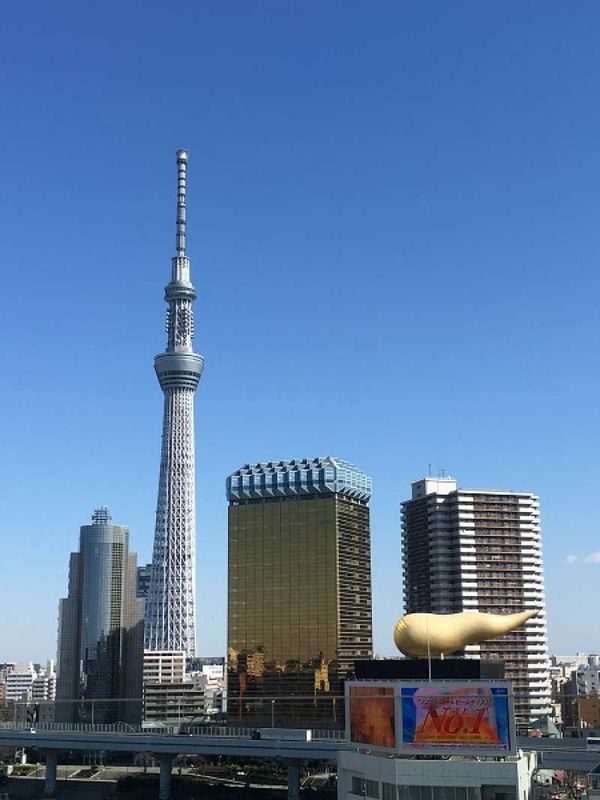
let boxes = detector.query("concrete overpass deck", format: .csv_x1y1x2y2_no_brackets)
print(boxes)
1,724,598,799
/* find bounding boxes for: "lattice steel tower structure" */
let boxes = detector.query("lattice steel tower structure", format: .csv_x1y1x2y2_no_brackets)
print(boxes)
145,149,204,657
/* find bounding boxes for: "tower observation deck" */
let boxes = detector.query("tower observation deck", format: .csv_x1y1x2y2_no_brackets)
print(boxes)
145,150,204,657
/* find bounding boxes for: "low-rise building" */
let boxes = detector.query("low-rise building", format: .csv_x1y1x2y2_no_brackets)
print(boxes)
32,674,56,702
143,681,205,724
30,660,56,703
341,675,537,800
575,696,600,731
339,750,538,800
187,656,226,716
576,663,600,696
143,650,205,724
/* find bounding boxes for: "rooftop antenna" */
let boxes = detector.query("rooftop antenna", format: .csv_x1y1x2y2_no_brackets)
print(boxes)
175,149,188,257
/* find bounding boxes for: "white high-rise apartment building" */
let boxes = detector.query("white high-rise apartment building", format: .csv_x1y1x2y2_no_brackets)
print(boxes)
401,477,551,725
5,663,35,702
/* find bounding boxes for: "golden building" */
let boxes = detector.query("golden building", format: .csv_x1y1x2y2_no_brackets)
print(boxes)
226,458,373,725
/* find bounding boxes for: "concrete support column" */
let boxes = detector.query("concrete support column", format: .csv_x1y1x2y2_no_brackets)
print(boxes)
43,751,58,796
287,760,300,800
158,754,174,800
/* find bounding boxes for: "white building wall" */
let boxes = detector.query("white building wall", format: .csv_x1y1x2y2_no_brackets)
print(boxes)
5,664,35,702
143,650,186,684
455,490,551,723
338,750,537,800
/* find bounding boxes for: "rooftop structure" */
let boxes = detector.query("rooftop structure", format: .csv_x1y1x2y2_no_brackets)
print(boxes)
227,457,372,502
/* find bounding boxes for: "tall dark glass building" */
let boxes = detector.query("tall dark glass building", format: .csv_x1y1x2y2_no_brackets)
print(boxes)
56,508,144,723
136,563,152,601
226,457,373,725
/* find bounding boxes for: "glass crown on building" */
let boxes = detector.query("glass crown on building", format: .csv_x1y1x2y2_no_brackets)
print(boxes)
226,456,372,502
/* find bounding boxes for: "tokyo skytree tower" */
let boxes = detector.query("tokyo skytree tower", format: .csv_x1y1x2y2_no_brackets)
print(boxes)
145,150,204,657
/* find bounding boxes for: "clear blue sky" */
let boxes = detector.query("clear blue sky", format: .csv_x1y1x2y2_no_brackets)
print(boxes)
1,1,599,662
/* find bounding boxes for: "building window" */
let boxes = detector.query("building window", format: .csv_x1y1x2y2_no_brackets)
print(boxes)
351,776,364,796
398,788,470,800
365,780,380,799
383,783,397,800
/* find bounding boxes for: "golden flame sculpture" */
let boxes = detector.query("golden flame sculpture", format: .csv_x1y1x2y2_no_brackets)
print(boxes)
393,610,537,658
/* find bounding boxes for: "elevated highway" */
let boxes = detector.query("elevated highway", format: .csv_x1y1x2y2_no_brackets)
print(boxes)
0,724,343,799
1,724,598,799
0,724,344,759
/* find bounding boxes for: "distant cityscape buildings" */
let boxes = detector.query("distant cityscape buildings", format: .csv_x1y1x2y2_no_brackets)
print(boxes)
55,508,144,723
552,653,600,733
3,151,580,748
144,149,204,659
226,457,373,723
401,477,551,724
2,661,55,703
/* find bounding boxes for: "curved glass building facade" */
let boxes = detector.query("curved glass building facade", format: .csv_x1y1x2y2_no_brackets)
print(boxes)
56,508,144,723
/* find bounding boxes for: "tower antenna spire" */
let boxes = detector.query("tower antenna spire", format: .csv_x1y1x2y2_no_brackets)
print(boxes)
175,149,188,257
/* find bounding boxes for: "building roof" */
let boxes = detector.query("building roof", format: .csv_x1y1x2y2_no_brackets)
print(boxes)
226,456,372,502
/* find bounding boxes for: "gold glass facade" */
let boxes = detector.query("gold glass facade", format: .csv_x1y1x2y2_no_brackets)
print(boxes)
227,492,372,725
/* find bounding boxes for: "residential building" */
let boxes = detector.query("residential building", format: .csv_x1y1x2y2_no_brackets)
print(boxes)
144,651,186,684
575,696,600,731
56,507,145,723
560,672,579,732
552,654,590,672
5,663,35,702
143,681,205,725
0,664,15,684
143,650,205,724
226,457,373,724
553,655,600,733
32,661,56,702
576,660,600,696
187,656,226,716
401,477,551,725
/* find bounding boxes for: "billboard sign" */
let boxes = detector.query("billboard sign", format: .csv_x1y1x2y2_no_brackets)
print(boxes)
400,684,513,755
346,680,515,757
349,684,396,750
